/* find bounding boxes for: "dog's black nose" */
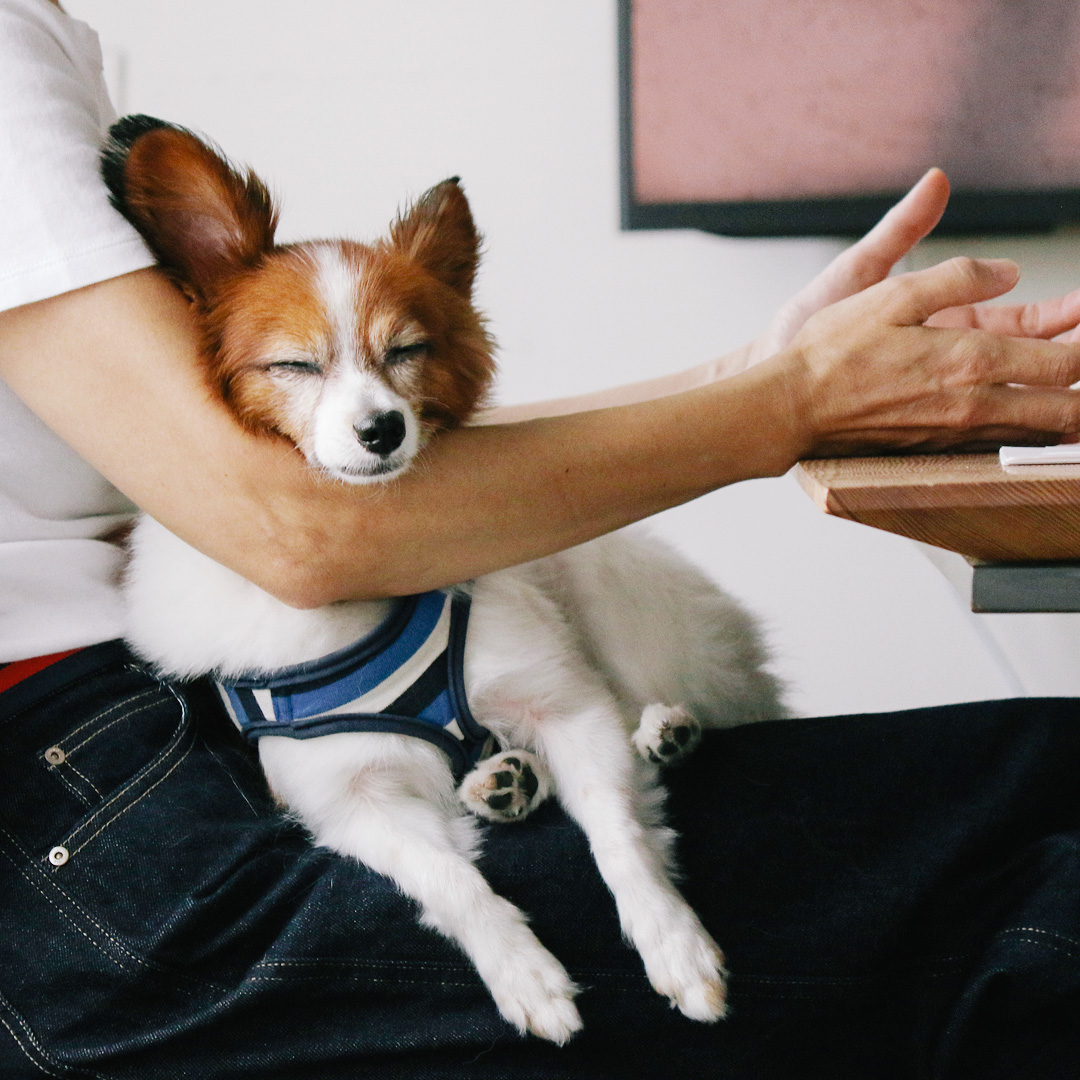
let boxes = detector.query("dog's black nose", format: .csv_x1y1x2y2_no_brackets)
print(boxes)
355,410,406,456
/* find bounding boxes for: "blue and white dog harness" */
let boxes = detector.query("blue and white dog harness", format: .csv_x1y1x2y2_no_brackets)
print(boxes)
215,590,494,780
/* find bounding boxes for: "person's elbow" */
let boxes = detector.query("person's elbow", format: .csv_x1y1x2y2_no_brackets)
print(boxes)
236,525,389,610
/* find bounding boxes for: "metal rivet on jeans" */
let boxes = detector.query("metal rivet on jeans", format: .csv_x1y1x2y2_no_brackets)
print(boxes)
44,746,66,765
48,846,69,867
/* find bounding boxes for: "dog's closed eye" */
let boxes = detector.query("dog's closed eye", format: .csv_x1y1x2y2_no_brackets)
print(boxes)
384,342,428,366
266,359,323,375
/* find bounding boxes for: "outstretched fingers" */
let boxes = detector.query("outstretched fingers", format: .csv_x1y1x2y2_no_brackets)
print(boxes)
982,383,1080,436
878,257,1021,326
787,257,1080,457
944,329,1080,388
754,170,952,361
929,284,1080,339
822,167,950,298
900,386,1080,451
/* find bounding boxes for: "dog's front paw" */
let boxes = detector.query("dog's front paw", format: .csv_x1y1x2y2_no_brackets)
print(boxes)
488,945,582,1044
459,750,552,822
633,703,702,766
639,911,728,1023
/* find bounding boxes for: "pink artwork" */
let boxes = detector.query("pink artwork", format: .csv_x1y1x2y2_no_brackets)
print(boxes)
631,0,1080,205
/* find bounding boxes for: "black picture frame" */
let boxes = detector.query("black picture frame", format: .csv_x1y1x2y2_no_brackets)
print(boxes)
617,0,1080,238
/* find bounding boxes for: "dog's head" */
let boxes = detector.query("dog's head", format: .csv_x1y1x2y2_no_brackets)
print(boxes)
102,115,495,483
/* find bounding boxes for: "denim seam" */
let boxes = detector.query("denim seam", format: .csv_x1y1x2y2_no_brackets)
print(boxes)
0,1012,63,1078
726,974,879,987
49,765,95,808
248,958,646,986
244,973,479,988
1000,935,1080,959
251,958,475,972
0,829,133,973
0,989,106,1079
0,825,213,996
59,693,189,853
998,925,1080,951
62,762,101,799
57,687,158,748
64,697,162,756
65,726,195,859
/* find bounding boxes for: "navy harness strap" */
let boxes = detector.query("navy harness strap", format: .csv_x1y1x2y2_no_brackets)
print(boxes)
214,591,493,780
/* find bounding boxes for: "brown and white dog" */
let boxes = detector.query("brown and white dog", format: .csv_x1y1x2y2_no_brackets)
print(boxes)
105,116,786,1043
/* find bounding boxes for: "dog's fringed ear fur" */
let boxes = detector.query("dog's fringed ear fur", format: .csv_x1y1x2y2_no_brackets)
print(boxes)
102,115,277,298
388,179,480,298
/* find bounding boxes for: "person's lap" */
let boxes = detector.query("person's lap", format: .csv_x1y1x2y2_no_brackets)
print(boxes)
1,641,1078,1079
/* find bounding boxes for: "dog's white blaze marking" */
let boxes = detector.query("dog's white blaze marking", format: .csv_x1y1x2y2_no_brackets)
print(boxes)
308,245,421,480
314,245,361,365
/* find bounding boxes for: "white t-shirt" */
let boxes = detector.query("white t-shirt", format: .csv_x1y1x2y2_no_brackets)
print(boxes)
0,0,155,660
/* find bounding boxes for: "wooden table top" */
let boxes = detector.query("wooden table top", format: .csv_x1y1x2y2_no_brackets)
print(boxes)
796,454,1080,562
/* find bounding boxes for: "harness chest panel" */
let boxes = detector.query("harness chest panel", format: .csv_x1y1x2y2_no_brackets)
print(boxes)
215,591,493,779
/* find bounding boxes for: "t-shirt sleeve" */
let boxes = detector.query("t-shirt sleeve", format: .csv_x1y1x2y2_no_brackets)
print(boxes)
0,0,154,312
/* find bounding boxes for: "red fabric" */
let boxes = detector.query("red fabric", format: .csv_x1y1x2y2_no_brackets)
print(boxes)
0,649,82,694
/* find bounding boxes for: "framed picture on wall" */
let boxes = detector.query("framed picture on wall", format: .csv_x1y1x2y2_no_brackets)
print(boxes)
619,0,1080,236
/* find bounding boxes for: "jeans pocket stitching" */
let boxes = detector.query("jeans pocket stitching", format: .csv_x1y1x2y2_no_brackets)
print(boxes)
63,697,163,757
57,686,190,855
61,762,101,799
62,724,196,859
48,765,96,808
55,686,159,749
0,826,145,974
0,826,215,1000
0,988,105,1079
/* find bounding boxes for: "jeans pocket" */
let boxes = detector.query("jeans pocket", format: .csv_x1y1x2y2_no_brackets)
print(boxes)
37,668,195,864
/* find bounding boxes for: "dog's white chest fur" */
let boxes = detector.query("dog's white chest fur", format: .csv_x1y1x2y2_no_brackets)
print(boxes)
125,515,392,676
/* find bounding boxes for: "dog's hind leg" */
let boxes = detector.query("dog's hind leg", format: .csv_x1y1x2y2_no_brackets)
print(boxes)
540,530,788,731
631,702,702,766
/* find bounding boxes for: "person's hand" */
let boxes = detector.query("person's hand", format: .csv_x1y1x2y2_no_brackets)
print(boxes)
747,169,951,367
771,256,1080,457
743,168,1080,370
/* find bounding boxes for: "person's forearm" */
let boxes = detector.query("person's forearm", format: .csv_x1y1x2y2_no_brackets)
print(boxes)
0,270,795,607
474,344,755,424
314,362,798,599
6,257,1080,611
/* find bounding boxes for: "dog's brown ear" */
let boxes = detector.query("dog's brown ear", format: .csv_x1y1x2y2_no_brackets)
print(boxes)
102,115,277,298
388,178,480,298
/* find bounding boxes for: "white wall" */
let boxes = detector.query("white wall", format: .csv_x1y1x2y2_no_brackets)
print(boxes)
66,0,1080,716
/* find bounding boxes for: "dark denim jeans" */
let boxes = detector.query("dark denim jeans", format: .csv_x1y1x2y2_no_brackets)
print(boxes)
1,640,1079,1078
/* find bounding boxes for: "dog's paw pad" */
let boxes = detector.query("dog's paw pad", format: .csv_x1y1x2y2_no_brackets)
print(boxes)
459,750,551,822
633,704,701,766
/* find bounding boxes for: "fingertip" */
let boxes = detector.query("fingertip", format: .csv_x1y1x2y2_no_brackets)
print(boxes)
923,166,949,189
887,168,949,241
984,257,1020,283
907,167,949,198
